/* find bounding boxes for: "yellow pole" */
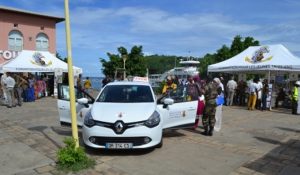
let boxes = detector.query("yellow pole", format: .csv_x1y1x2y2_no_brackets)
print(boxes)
64,0,79,148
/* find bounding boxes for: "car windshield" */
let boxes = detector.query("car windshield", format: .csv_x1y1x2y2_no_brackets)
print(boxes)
96,85,154,103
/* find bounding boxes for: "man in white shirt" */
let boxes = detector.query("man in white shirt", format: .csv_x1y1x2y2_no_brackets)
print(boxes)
256,79,263,109
1,72,8,103
226,77,237,106
4,72,16,108
248,78,259,110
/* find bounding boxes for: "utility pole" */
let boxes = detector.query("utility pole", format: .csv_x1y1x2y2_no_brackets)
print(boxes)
64,0,79,148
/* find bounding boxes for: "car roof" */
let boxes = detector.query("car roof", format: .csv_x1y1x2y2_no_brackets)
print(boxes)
106,81,151,86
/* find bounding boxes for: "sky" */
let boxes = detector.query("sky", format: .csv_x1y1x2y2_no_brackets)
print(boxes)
1,0,300,77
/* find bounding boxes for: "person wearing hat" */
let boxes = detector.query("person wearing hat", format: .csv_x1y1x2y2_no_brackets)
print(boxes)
162,76,177,95
291,81,300,114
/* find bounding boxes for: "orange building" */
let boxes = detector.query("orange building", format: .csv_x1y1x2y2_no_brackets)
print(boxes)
0,6,64,64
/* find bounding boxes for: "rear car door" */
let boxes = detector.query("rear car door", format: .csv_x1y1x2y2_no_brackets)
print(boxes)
157,85,198,129
57,84,94,126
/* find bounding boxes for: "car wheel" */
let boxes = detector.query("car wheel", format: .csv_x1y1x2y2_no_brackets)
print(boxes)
156,138,163,148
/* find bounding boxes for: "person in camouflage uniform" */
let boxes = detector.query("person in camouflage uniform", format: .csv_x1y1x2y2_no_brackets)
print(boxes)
202,76,219,136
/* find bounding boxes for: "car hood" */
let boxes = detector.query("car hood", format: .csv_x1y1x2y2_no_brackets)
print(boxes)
91,102,156,123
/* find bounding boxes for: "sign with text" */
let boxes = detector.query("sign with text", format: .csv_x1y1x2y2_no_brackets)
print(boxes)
0,50,19,64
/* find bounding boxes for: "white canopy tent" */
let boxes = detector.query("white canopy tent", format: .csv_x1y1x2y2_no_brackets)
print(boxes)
0,50,82,74
208,44,300,73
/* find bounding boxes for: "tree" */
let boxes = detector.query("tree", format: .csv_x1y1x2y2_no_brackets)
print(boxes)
100,45,147,78
216,45,231,62
56,52,67,63
199,35,260,77
230,35,260,57
144,55,181,74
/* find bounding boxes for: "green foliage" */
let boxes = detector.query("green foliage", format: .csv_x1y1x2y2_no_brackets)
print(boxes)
144,55,181,74
100,45,147,78
199,35,260,77
56,52,67,63
100,35,260,79
57,138,95,172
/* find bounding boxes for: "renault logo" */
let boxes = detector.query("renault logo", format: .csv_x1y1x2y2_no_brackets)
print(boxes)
114,121,124,133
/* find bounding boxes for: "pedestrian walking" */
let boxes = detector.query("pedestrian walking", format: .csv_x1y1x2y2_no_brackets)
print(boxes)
256,79,263,110
226,76,237,106
4,72,16,108
14,73,27,106
261,79,269,111
162,76,177,95
202,76,219,136
102,75,111,88
291,81,300,115
213,78,224,132
248,78,259,110
83,77,92,96
76,74,83,98
1,72,8,104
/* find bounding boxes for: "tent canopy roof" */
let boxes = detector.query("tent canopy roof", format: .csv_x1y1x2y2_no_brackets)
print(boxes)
208,44,300,73
0,50,82,74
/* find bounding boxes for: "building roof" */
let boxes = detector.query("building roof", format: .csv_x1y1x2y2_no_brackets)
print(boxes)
0,5,65,23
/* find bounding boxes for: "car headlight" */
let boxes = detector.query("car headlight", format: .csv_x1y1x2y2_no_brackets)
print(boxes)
144,111,160,128
84,110,95,127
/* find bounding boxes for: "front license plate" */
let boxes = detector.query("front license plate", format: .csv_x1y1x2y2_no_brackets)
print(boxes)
105,143,133,149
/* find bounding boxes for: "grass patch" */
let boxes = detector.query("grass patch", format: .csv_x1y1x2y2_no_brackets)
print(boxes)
56,137,95,172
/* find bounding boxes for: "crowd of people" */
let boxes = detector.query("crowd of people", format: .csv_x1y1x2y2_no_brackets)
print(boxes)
159,73,300,136
161,74,223,136
0,72,54,108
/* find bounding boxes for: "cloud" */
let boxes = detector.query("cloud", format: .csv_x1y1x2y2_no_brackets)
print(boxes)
5,1,300,76
64,6,260,55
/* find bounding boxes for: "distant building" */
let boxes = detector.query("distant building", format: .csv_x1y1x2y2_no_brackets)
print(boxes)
0,5,64,64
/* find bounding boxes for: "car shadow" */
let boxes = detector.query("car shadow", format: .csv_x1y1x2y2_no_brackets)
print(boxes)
241,136,300,175
50,126,83,136
162,129,186,137
84,147,155,156
28,125,62,148
183,127,204,135
276,126,300,133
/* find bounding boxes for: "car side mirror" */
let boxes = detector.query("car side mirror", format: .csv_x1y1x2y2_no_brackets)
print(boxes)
78,98,89,108
163,98,174,108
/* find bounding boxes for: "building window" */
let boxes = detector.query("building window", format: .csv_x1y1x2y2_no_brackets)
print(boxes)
36,33,49,51
8,30,23,51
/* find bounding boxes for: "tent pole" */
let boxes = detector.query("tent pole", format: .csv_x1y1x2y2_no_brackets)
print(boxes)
268,70,271,84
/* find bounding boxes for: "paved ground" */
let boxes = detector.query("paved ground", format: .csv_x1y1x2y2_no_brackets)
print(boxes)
0,97,300,175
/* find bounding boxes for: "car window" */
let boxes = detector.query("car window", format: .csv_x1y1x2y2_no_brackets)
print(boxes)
158,84,199,104
58,84,94,103
97,85,154,103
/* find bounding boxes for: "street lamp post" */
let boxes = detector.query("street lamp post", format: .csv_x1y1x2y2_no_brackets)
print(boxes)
122,54,127,80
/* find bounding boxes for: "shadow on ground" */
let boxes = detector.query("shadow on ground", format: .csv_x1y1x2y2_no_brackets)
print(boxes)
29,126,62,148
85,147,155,156
50,126,83,137
183,127,205,135
242,136,300,175
276,127,300,134
163,129,186,137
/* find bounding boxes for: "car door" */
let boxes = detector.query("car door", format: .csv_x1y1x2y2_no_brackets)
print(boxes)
57,84,94,126
157,85,198,129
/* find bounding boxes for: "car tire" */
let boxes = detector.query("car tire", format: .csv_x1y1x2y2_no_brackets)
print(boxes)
156,138,163,148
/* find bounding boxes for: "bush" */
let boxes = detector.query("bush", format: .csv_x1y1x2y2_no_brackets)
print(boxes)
57,137,95,172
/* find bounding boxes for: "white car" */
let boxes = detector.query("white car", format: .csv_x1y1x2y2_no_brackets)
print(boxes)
57,81,199,149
